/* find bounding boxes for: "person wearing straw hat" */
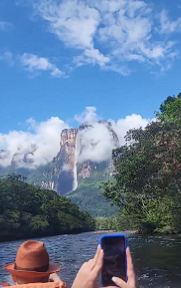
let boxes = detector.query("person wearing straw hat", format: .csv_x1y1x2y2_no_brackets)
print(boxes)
4,240,66,287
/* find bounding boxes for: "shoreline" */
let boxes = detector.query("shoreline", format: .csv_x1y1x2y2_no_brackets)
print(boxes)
1,229,178,244
0,230,139,244
92,230,138,234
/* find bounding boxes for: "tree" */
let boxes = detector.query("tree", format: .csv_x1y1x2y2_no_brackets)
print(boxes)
0,174,95,242
159,96,176,113
101,94,181,234
157,94,181,125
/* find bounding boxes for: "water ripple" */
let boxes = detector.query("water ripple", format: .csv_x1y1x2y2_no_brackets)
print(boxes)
0,232,181,288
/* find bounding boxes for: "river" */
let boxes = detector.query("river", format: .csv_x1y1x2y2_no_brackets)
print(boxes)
0,231,181,288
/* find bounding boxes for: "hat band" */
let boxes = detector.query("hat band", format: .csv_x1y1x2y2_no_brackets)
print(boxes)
15,263,49,272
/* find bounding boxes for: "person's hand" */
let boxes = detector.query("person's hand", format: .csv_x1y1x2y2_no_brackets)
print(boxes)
49,273,61,282
111,248,136,288
71,245,103,288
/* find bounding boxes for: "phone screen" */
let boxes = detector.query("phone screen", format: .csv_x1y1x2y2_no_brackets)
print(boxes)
101,235,127,287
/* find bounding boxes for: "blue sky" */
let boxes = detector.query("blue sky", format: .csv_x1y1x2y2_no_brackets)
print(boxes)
1,0,181,131
0,0,181,167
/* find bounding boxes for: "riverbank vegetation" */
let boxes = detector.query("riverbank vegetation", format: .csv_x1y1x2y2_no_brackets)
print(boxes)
95,216,134,231
0,174,95,242
101,93,181,235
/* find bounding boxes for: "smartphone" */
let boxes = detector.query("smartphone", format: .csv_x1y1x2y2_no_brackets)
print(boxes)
100,234,127,287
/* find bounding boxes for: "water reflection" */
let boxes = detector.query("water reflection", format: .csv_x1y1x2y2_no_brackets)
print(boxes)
0,232,180,288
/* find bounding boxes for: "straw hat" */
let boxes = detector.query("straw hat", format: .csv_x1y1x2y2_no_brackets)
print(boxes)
4,240,60,278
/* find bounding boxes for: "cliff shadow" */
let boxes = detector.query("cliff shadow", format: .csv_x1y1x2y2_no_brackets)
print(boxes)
57,170,74,195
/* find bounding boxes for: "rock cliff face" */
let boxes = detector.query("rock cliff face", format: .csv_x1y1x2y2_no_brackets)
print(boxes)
54,128,78,194
29,121,119,195
0,121,120,216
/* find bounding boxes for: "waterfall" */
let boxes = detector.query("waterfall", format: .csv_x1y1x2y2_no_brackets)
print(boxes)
73,131,78,190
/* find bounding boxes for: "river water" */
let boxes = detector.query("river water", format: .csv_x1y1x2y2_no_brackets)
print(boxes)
0,231,181,288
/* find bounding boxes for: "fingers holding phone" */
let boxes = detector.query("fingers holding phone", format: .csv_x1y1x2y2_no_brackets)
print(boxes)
111,247,136,288
110,248,136,288
101,234,127,287
71,245,104,288
71,236,136,288
101,235,136,288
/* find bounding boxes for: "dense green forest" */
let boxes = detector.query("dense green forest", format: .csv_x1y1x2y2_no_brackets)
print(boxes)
101,93,181,234
67,179,118,217
0,174,95,242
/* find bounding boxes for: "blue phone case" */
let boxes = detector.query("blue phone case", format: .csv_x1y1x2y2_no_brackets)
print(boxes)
100,234,128,283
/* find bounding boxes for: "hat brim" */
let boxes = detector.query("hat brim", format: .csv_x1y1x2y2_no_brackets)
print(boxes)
4,263,60,278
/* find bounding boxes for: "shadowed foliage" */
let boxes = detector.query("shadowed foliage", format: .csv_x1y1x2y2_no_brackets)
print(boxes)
0,174,95,242
101,93,181,234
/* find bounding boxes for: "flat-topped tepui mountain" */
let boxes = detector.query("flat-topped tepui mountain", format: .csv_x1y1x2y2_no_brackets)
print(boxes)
0,121,119,217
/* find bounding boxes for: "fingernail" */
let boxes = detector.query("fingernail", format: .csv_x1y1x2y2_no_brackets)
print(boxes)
112,277,117,283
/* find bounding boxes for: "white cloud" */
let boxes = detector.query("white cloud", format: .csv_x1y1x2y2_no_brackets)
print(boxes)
159,10,181,34
77,122,117,163
0,21,13,31
75,107,99,124
36,0,100,49
0,118,69,168
76,111,153,163
110,114,153,145
27,0,181,74
0,108,152,168
73,48,110,67
0,51,64,78
19,53,64,77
